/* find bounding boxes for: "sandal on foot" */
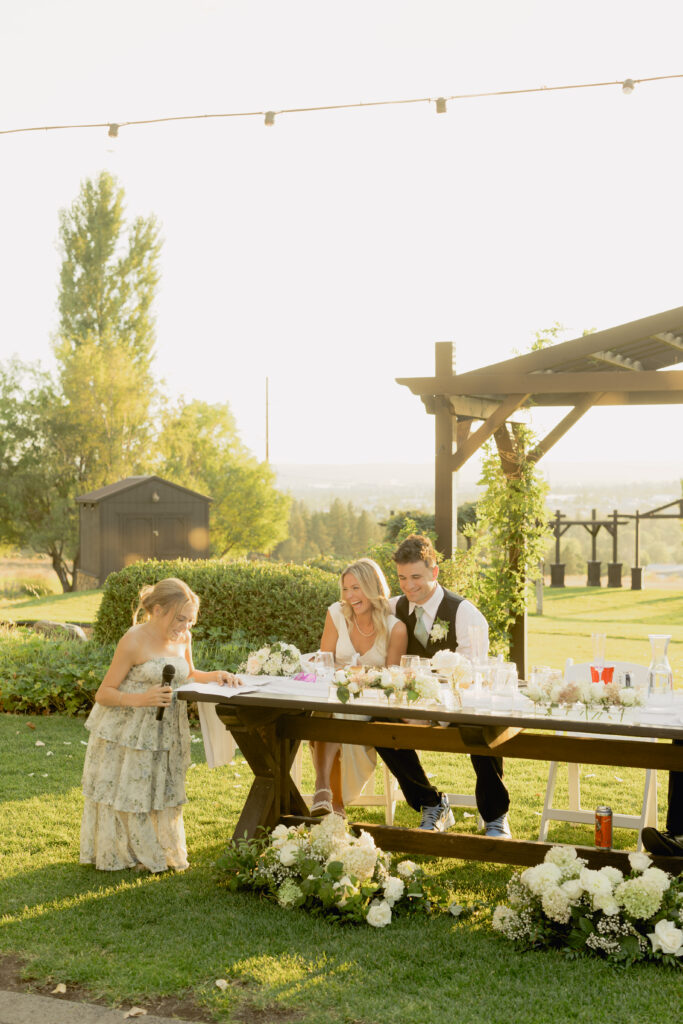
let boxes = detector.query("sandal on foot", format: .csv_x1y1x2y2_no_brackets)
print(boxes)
310,788,334,816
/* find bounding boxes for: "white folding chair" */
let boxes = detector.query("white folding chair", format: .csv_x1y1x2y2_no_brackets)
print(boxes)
293,743,483,826
539,661,657,850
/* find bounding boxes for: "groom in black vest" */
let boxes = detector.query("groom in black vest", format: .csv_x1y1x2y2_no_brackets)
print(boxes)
376,534,511,835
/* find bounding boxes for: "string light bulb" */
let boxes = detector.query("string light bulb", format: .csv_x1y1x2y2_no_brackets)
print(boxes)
435,97,447,114
108,123,119,137
621,79,635,95
264,110,275,126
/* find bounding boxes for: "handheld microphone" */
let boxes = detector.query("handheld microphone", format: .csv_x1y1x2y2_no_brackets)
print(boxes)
156,664,176,721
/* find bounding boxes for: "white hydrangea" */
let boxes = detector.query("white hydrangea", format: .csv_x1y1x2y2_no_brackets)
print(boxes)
561,878,584,902
641,866,671,893
396,860,417,878
544,845,583,879
599,866,624,886
579,867,614,898
383,876,405,906
520,862,562,897
338,839,379,882
366,900,392,927
615,876,665,919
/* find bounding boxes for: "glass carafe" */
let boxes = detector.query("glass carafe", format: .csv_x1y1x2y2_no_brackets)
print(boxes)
647,634,673,706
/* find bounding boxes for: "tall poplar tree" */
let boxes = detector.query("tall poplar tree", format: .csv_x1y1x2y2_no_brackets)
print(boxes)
0,173,162,590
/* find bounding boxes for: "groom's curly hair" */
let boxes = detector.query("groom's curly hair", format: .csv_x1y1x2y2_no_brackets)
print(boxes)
392,534,438,568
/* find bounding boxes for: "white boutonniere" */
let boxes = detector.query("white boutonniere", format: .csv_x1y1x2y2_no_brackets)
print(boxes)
429,618,450,642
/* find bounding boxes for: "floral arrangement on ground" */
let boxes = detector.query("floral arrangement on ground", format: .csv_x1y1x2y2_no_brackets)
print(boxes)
493,845,683,967
240,641,302,677
215,815,463,927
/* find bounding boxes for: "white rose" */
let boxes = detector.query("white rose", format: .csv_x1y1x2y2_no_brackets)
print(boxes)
271,824,289,840
648,919,683,956
430,650,460,672
380,668,394,689
246,655,262,674
593,893,620,916
383,876,405,906
348,681,360,693
628,852,652,874
278,841,299,867
334,670,347,683
366,900,392,928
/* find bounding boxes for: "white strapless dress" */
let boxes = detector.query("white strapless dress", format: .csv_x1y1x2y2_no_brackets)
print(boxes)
328,602,399,804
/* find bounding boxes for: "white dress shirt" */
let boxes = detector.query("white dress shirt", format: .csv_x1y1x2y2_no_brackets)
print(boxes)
389,585,488,661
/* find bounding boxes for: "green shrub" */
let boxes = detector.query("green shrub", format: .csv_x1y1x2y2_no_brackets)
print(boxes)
93,559,339,653
0,631,114,714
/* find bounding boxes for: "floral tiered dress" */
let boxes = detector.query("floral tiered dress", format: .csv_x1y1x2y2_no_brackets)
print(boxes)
80,656,191,872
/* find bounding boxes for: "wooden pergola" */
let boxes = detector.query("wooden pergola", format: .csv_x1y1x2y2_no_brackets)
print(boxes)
396,306,683,674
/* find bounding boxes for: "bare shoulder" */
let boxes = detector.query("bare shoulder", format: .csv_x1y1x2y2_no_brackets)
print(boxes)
117,626,148,659
390,619,408,638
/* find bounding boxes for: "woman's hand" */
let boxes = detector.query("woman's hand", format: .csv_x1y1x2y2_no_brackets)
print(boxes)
214,670,241,687
135,684,173,708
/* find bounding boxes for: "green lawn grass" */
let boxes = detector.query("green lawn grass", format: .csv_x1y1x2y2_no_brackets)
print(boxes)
1,707,681,1024
0,589,103,625
2,585,683,1022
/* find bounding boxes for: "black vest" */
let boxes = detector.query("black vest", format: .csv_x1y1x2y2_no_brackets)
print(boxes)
395,588,464,656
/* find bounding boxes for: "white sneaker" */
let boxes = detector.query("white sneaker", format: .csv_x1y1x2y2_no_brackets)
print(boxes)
484,814,511,838
418,795,455,831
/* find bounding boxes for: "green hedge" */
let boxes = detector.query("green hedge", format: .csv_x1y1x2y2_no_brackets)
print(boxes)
93,559,339,653
0,631,254,716
0,632,114,714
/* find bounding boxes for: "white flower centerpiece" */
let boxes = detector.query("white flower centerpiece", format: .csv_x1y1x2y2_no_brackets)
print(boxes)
524,671,645,720
492,845,683,967
430,650,474,692
241,641,302,677
215,814,435,927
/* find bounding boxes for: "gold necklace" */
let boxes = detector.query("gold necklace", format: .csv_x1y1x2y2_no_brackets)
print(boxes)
353,617,376,638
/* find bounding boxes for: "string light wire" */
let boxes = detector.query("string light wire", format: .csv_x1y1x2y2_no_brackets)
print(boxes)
1,72,682,137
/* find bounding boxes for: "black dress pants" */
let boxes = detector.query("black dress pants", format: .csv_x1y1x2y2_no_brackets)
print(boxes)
375,745,509,823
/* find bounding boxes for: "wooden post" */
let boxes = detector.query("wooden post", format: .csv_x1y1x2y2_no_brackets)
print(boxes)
434,342,456,557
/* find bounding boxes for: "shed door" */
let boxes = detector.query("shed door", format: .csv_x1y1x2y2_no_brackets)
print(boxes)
122,517,154,565
155,517,188,559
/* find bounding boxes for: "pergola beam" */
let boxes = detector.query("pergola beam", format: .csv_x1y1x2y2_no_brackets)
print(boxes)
398,368,683,397
529,394,602,463
450,394,530,472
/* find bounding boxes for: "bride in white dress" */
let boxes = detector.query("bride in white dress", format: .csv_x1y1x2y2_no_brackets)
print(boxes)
309,559,407,816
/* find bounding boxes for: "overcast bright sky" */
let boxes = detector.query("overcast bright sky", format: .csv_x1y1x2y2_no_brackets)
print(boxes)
2,0,683,479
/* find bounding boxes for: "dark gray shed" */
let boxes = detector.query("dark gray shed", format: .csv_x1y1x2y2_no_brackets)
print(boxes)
75,476,211,588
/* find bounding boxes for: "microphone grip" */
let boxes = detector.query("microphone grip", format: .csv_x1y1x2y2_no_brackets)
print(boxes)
156,664,176,721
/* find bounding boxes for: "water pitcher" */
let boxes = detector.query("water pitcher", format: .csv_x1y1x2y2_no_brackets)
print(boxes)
647,634,673,706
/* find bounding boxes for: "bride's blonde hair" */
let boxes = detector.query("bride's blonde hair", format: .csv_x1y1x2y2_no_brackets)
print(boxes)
339,558,391,650
133,577,200,626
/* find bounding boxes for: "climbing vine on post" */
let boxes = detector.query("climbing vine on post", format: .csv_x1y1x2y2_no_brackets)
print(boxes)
465,423,551,656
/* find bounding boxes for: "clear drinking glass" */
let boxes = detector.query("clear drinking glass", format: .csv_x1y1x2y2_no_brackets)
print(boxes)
312,651,335,684
591,633,606,672
647,634,674,707
400,655,421,673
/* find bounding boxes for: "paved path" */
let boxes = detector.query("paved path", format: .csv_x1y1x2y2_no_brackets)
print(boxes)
0,989,198,1024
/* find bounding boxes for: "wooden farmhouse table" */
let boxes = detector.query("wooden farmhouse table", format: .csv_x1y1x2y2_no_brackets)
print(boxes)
178,681,683,875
